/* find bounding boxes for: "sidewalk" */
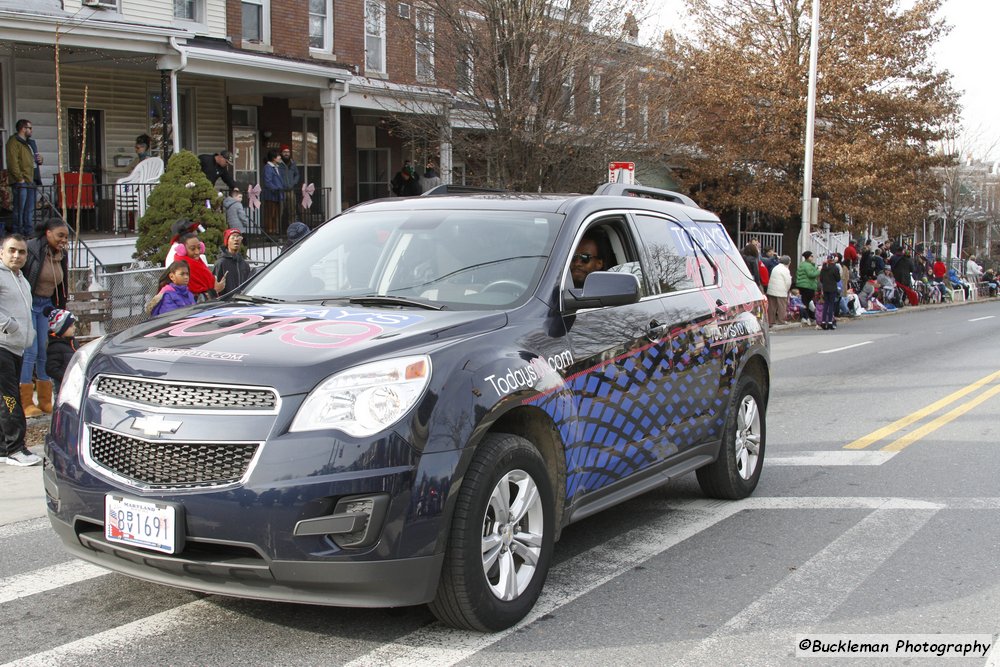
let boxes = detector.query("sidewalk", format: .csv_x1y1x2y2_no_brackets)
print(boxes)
768,291,989,332
0,442,47,526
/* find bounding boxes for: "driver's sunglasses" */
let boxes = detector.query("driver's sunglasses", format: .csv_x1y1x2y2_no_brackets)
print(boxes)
572,253,595,264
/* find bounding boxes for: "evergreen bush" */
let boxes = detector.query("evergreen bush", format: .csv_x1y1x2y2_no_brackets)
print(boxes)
134,150,226,265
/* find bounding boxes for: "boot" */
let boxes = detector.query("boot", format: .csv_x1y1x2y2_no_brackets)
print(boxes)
36,379,54,414
20,383,43,418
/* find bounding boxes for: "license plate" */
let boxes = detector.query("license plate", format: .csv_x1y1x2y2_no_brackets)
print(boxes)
105,495,183,554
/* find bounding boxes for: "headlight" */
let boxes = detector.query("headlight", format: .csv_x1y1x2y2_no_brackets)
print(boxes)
290,355,431,437
56,336,104,411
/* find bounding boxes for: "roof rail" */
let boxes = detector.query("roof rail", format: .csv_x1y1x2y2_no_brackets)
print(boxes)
593,183,699,208
422,184,506,196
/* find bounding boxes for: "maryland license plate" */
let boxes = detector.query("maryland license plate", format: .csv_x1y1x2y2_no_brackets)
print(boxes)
105,495,183,554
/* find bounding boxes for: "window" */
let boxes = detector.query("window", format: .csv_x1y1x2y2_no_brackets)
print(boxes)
173,0,198,21
365,0,386,74
309,0,333,51
242,0,270,44
456,44,474,93
634,215,714,293
358,148,390,202
148,89,194,152
415,8,435,83
562,69,575,115
589,74,601,115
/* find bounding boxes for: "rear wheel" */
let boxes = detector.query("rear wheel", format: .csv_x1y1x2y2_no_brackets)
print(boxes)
697,375,765,499
429,433,554,631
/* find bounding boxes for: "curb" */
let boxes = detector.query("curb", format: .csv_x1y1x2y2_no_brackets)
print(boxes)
769,294,993,332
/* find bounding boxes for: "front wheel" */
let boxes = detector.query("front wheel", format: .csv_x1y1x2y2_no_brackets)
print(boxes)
429,433,554,631
697,375,766,499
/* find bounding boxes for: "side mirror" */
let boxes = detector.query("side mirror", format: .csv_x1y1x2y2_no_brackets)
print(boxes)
563,272,641,311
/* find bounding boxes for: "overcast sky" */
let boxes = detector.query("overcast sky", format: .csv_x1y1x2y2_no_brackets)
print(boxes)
648,0,997,160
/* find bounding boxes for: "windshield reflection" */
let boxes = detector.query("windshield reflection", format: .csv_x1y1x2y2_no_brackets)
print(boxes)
247,210,562,310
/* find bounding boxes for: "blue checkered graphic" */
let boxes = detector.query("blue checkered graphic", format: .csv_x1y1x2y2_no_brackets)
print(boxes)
532,335,739,503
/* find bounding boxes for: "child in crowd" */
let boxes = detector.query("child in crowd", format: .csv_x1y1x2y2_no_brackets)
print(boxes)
149,261,196,318
44,307,78,397
787,288,804,321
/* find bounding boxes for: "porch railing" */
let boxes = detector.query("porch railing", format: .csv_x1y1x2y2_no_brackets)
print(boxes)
31,182,333,237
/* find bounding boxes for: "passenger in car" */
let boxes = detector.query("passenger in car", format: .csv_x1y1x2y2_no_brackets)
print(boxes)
570,235,606,288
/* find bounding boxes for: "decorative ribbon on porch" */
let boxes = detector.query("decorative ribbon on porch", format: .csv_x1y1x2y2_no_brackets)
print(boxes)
301,182,315,210
247,183,261,210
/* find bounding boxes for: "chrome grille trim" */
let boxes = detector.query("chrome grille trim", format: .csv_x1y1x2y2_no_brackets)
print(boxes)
83,426,262,491
94,375,279,413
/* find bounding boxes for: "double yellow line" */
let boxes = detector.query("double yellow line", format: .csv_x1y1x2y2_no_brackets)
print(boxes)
844,369,1000,453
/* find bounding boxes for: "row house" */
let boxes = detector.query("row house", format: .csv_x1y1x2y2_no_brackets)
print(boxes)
0,0,461,265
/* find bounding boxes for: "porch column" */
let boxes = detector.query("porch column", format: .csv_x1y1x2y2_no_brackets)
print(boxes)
439,105,453,185
321,83,347,215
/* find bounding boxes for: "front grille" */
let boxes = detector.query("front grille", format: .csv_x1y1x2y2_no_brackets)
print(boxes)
95,376,277,411
89,426,259,489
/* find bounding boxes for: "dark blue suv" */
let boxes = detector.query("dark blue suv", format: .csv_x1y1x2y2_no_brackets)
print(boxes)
44,185,769,631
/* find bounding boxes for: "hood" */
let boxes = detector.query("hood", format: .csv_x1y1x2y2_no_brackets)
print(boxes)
90,301,507,395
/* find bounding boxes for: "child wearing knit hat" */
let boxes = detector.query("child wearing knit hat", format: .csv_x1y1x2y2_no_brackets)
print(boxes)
45,308,78,397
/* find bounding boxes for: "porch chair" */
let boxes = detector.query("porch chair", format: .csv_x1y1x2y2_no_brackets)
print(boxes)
115,157,164,233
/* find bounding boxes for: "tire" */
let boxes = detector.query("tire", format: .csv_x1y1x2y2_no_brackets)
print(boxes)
428,433,555,631
697,375,766,500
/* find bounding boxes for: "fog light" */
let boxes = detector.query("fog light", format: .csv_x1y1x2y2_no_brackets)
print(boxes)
332,494,389,549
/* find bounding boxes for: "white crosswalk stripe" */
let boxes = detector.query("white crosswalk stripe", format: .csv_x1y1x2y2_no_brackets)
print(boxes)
0,561,110,605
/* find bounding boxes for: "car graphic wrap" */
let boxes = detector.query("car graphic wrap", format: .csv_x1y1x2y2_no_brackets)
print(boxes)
525,324,733,503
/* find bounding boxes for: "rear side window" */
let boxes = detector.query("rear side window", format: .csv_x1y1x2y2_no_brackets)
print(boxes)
633,215,715,293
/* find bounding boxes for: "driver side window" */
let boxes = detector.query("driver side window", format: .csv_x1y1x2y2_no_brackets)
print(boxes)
568,219,650,297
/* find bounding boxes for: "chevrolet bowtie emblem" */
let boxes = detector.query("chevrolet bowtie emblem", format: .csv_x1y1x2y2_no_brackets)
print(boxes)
131,415,182,437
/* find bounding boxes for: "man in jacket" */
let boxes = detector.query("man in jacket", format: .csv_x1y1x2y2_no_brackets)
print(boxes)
198,150,237,190
818,253,841,330
5,120,37,236
261,149,284,235
0,235,41,466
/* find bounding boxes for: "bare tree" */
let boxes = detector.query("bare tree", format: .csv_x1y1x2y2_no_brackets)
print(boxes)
375,0,690,192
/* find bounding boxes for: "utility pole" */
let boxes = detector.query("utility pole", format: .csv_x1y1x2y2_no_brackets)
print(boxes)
799,0,820,260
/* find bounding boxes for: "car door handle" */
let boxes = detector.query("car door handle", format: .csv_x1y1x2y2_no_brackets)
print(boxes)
646,319,667,341
715,299,729,315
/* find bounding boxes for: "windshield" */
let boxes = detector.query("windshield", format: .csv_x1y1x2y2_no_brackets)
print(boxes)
247,209,563,309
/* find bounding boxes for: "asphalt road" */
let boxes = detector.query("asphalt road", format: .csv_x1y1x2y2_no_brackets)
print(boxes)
3,299,1000,666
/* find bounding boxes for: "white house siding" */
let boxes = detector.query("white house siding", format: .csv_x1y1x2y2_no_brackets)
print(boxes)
6,52,58,184
61,0,227,39
59,64,227,179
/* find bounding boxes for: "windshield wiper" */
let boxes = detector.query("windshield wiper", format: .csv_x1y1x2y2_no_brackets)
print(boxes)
348,295,445,310
230,294,286,304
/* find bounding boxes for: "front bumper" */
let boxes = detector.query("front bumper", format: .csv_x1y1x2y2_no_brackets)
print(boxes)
47,509,444,607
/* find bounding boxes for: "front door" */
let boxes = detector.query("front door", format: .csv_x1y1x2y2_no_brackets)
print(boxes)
68,108,103,183
559,216,676,506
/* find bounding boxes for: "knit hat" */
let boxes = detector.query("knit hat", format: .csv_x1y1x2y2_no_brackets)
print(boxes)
48,308,77,336
280,144,291,153
286,221,310,243
223,228,243,247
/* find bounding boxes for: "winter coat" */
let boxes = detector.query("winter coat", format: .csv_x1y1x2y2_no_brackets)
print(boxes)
46,334,77,390
213,249,253,297
741,252,761,286
151,283,196,317
421,169,442,193
198,153,236,190
766,263,792,298
223,196,249,234
891,254,913,287
280,159,300,190
5,134,34,184
819,263,841,293
262,161,284,202
0,262,34,355
172,244,217,297
23,236,68,309
796,259,820,290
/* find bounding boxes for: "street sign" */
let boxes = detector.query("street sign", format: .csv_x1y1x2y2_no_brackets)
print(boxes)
608,161,635,185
